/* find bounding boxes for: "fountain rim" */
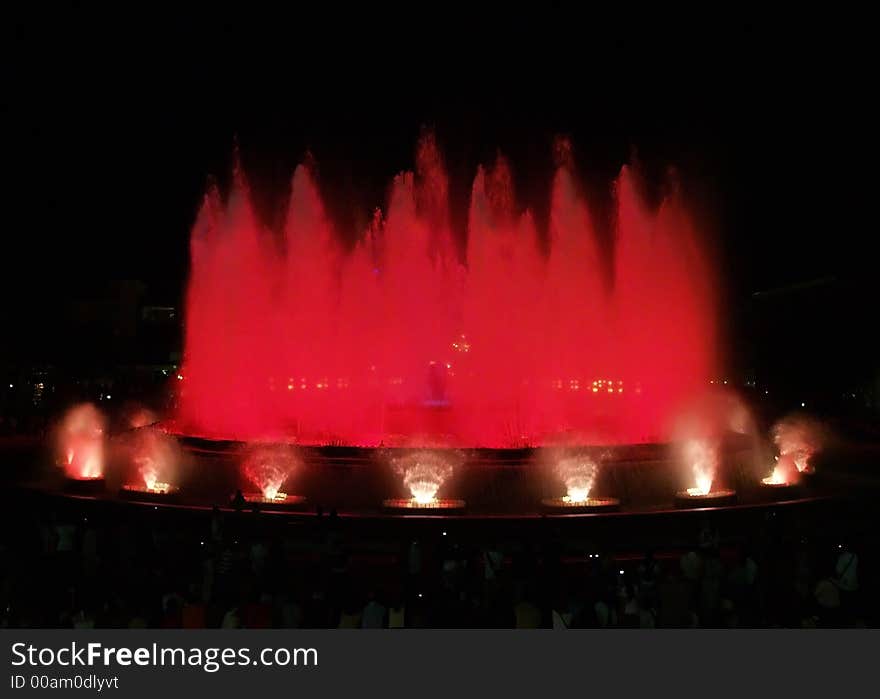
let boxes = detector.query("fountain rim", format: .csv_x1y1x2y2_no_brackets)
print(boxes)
168,429,698,458
156,424,756,467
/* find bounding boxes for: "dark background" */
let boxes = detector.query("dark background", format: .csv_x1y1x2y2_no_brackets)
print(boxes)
1,5,876,416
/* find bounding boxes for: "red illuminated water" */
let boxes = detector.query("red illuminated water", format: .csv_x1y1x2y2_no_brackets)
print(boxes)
178,134,717,447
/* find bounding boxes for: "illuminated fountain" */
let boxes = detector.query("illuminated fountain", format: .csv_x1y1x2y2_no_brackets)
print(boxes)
759,416,825,491
383,450,465,511
238,444,305,508
541,453,619,511
760,454,800,491
175,132,717,450
57,404,106,491
772,416,824,476
119,426,181,501
675,439,735,506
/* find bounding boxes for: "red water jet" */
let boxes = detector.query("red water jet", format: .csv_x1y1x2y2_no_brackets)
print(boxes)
177,134,718,448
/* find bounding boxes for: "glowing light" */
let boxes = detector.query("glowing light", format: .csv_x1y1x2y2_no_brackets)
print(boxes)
562,489,590,504
412,492,435,505
141,478,173,494
451,334,471,353
686,470,713,496
762,469,787,486
142,464,159,490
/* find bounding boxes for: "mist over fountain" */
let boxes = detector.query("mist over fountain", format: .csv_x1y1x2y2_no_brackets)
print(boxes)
177,133,717,448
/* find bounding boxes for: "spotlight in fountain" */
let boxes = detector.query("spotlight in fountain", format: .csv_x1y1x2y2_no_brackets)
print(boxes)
120,480,178,502
239,491,307,509
381,497,466,511
237,443,306,510
541,495,620,511
56,403,106,492
541,453,619,512
675,439,735,507
383,449,465,512
675,488,737,507
759,454,801,495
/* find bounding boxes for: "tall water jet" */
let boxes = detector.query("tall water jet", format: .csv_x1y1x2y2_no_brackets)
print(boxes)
177,132,719,449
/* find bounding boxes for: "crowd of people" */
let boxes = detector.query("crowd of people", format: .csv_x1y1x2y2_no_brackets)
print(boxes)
0,496,870,629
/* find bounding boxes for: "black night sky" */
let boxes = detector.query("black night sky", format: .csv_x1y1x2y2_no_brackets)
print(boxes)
1,6,875,396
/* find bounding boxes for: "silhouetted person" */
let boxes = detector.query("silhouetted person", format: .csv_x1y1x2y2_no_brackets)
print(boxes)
231,490,245,511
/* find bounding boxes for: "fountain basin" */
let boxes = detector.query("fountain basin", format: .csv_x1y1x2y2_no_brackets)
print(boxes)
382,497,466,512
675,488,736,508
541,496,620,513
